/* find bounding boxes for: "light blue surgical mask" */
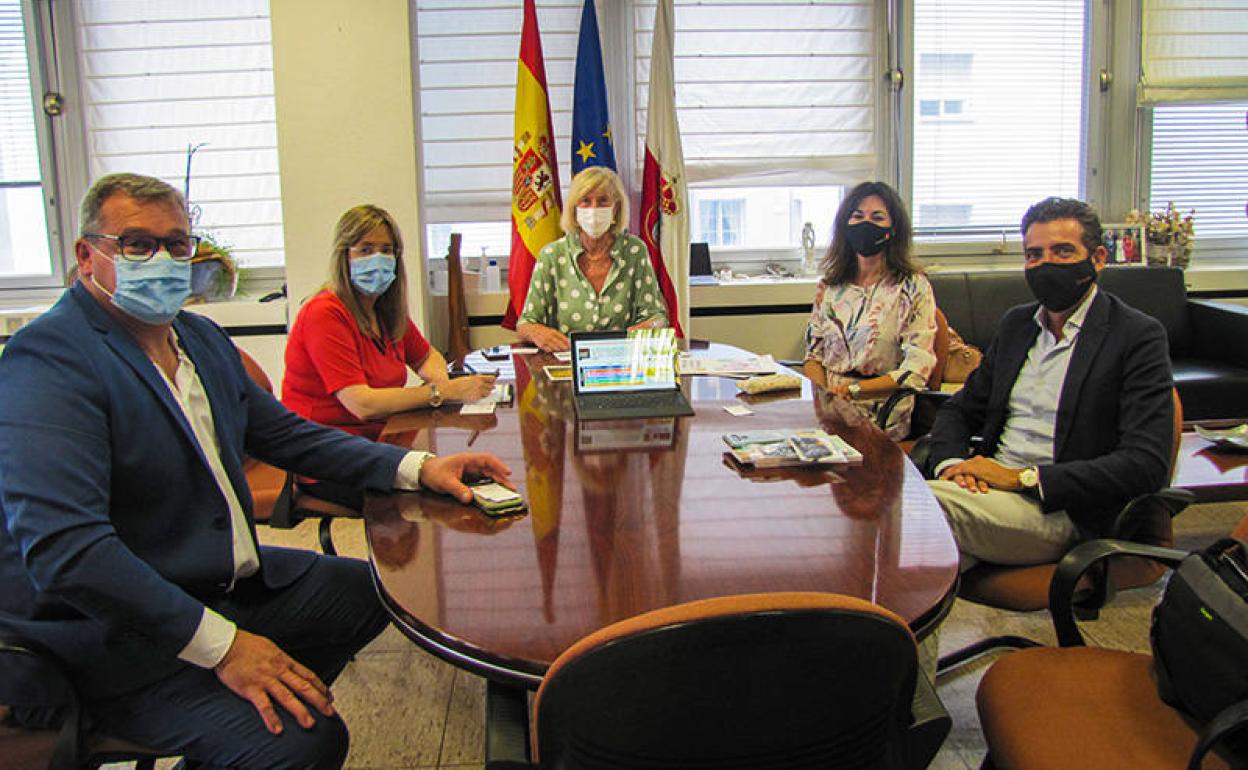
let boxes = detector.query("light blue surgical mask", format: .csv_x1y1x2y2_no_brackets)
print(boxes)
350,253,397,296
90,248,191,325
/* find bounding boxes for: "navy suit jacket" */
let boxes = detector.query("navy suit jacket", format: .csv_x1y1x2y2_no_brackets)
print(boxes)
0,284,409,697
926,289,1174,538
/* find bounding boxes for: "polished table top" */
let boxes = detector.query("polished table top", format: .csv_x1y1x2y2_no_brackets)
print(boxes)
365,343,959,688
1174,431,1248,503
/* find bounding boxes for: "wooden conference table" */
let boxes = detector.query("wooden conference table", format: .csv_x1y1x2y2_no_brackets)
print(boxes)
365,343,959,690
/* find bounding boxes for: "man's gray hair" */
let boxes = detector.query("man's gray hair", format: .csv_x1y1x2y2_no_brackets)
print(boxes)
79,173,187,236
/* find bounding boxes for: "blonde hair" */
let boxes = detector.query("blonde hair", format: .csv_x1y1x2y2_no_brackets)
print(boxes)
328,204,409,341
560,167,629,237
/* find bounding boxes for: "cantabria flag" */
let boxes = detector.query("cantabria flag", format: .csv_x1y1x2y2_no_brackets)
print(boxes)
505,0,563,330
639,0,688,337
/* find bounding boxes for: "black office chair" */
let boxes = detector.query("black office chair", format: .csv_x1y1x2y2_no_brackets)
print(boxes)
976,526,1248,769
485,592,951,770
0,636,177,770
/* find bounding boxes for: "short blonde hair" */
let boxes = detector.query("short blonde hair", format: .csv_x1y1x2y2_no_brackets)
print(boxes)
328,204,409,341
560,166,629,237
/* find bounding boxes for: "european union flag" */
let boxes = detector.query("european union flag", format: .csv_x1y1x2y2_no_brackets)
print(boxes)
571,0,615,175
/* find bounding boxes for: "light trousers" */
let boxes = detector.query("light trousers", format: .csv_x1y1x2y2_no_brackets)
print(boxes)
928,480,1077,572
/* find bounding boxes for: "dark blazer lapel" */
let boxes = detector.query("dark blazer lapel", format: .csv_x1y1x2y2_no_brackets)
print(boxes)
1054,291,1110,457
172,316,250,489
991,310,1041,413
71,285,204,459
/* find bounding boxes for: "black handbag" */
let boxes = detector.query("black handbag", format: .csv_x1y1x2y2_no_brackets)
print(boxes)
1150,537,1248,762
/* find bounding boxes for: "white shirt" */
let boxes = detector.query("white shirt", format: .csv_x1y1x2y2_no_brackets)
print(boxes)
152,332,429,668
935,286,1098,495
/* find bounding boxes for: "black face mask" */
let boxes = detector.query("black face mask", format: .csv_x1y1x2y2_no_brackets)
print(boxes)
845,221,892,257
1025,258,1098,312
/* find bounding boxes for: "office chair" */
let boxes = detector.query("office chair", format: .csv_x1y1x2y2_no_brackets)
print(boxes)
935,388,1193,674
236,346,352,554
0,636,175,770
485,592,951,770
975,527,1247,769
875,307,952,448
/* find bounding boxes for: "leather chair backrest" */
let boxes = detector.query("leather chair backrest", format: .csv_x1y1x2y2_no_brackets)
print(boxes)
533,593,923,770
1099,266,1191,356
928,266,1191,355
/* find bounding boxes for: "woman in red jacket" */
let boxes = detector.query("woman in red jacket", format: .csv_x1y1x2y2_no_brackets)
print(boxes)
283,204,495,505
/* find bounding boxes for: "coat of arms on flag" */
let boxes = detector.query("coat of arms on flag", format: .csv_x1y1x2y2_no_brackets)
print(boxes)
513,131,558,231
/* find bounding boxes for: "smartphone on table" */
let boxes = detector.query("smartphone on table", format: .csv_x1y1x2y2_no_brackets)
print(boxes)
482,345,511,361
470,480,527,516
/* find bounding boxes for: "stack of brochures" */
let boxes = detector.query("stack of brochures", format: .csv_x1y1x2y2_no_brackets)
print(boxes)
722,429,864,468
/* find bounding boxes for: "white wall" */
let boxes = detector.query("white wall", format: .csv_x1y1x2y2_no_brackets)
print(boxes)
269,0,429,332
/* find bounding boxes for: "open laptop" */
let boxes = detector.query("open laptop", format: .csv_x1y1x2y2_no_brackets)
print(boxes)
570,330,694,421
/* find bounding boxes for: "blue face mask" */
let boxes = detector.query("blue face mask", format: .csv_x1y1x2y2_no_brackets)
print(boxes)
92,249,191,325
350,253,397,296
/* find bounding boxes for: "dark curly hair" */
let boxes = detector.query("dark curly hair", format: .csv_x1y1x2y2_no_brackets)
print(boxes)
1020,197,1103,255
819,181,918,286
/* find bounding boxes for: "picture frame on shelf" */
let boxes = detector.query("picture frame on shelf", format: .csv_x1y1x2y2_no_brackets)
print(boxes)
1101,223,1146,266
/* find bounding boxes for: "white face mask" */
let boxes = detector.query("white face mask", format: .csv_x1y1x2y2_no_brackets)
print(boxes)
576,206,614,238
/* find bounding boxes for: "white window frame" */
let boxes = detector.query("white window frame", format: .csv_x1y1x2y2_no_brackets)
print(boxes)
0,0,73,295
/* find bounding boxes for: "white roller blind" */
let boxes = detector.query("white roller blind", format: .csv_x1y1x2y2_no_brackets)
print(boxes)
911,0,1085,233
75,0,283,267
1150,102,1248,240
1140,0,1248,104
416,0,582,224
633,0,877,188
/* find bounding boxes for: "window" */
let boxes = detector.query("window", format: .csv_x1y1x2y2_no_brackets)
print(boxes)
0,0,54,281
73,0,285,268
911,0,1086,235
413,1,877,261
1139,0,1248,250
1149,102,1248,241
696,197,743,246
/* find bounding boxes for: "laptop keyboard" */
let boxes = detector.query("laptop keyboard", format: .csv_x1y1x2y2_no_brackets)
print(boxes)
584,392,682,410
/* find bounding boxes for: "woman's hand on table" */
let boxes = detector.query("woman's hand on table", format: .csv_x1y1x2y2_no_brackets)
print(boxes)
420,452,514,503
440,374,497,403
529,326,571,353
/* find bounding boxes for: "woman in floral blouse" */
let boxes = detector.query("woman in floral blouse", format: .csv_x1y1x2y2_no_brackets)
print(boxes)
517,167,668,352
803,181,938,440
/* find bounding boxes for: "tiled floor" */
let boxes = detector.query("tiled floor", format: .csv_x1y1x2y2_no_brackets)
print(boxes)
246,499,1246,770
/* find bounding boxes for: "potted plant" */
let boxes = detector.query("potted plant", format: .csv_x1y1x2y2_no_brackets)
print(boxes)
1128,203,1195,269
187,233,239,303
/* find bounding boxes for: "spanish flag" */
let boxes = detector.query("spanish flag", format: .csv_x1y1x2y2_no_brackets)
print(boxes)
504,0,563,330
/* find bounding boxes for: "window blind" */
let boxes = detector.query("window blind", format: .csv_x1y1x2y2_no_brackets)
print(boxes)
1140,0,1248,104
416,0,582,224
74,0,284,267
0,1,38,186
632,0,877,188
1149,102,1248,239
911,0,1085,233
0,0,53,278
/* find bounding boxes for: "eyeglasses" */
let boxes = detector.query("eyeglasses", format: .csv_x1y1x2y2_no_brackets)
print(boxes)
84,233,201,262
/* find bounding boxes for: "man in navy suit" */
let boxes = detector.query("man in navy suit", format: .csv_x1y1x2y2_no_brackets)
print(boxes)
926,197,1173,571
0,173,512,768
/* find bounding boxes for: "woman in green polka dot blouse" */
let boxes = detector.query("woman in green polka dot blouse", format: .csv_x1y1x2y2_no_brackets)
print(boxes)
516,167,669,352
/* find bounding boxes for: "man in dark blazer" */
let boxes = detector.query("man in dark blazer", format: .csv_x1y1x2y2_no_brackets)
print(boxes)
925,197,1173,571
0,173,512,768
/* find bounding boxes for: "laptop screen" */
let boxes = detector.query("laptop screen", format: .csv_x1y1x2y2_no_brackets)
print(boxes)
572,331,678,395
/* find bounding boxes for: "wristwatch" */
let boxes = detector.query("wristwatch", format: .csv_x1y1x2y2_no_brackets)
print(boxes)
847,382,862,399
1018,466,1040,490
428,382,444,408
